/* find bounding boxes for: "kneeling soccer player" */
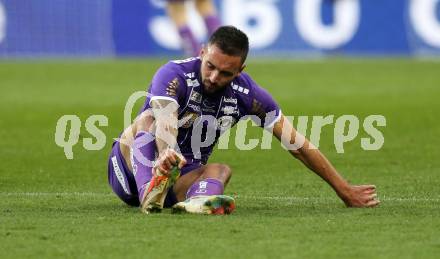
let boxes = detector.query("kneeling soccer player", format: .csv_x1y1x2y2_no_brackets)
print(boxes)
107,26,379,214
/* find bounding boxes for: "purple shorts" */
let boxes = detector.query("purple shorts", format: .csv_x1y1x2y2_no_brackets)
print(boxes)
107,141,203,207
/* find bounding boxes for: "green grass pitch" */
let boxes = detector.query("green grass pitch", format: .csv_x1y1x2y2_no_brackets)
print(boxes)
0,58,439,258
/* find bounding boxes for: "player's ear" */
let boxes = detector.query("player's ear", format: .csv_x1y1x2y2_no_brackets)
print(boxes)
199,44,206,58
235,64,245,77
238,64,246,74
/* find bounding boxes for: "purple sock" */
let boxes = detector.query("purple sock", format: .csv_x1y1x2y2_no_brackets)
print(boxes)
131,131,156,202
203,15,221,36
186,178,224,199
178,25,200,57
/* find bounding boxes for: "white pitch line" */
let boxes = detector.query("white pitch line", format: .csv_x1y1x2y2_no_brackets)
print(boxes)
0,193,439,202
238,195,440,202
0,192,113,197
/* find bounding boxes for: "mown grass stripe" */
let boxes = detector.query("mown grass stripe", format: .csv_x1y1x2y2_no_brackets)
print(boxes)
1,192,439,202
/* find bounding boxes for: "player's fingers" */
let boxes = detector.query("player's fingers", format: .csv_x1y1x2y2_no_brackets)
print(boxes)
167,154,177,167
366,193,377,201
178,158,187,169
164,149,181,167
364,185,376,190
163,158,173,171
363,188,376,195
155,165,168,176
366,199,380,207
358,185,376,194
175,153,187,168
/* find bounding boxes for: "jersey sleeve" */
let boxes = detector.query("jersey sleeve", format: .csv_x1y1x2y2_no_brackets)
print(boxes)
148,62,186,106
241,73,282,129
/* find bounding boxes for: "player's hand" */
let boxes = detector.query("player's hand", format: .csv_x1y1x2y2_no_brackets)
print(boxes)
339,185,380,208
154,148,186,176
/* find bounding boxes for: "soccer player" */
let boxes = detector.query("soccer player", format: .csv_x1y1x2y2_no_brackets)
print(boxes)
108,26,380,214
166,0,221,56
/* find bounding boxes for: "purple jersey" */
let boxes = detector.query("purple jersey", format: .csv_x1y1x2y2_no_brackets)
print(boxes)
140,57,281,164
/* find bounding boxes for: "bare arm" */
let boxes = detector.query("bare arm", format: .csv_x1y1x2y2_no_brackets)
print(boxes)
272,114,379,208
151,99,186,174
151,99,179,153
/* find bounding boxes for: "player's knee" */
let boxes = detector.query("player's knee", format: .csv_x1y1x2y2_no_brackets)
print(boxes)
214,163,232,181
202,163,232,183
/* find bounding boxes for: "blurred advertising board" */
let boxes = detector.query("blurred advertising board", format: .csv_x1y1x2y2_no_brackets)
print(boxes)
0,0,439,57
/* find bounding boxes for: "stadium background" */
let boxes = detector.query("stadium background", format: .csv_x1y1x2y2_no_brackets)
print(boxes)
1,0,440,57
1,1,440,258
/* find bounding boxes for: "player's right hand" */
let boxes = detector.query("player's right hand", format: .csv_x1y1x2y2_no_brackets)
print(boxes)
154,148,186,176
340,184,380,208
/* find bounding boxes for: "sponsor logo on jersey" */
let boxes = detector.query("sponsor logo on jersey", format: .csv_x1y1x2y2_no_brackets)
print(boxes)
190,91,202,103
111,156,131,195
224,97,237,104
184,72,195,78
202,99,216,109
222,105,238,115
186,78,200,87
232,83,249,94
195,180,208,194
202,99,217,113
217,116,236,131
172,57,198,64
188,103,201,112
202,108,216,113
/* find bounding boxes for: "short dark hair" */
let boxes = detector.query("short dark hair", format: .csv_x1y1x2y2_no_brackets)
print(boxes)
208,26,249,63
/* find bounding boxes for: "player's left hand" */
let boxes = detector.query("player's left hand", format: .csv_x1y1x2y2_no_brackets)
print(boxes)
154,148,186,176
339,185,380,208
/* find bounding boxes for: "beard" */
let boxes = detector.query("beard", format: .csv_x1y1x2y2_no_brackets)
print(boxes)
202,79,230,96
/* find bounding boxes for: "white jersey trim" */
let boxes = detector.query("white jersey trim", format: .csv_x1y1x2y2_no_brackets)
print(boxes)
149,96,180,107
265,110,282,129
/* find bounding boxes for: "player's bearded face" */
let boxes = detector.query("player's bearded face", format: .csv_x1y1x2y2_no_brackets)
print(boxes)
200,44,244,95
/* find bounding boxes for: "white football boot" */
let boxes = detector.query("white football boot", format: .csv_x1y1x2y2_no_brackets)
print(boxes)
172,195,235,215
141,167,180,214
